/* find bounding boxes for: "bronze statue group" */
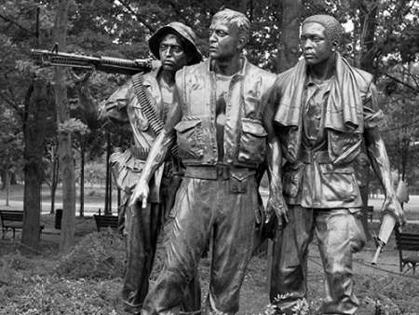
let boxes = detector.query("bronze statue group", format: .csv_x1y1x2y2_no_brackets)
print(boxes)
100,8,406,315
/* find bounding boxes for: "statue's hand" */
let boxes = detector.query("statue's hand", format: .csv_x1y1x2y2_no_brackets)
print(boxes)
382,194,406,226
129,178,149,209
70,69,93,86
265,194,289,228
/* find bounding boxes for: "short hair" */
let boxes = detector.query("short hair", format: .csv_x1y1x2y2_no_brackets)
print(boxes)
212,9,250,45
302,14,343,45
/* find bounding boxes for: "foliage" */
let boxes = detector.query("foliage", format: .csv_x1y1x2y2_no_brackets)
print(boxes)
0,104,23,175
2,241,418,314
0,273,121,314
1,0,419,251
1,0,419,187
57,117,88,135
379,84,419,182
83,160,107,185
270,295,311,315
55,229,125,280
0,228,125,314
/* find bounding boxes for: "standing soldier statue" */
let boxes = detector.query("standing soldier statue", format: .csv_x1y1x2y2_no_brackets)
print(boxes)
74,22,203,314
130,8,285,315
270,14,406,314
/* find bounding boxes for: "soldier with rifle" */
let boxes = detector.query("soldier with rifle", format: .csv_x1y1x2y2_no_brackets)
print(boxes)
107,22,202,314
55,22,203,314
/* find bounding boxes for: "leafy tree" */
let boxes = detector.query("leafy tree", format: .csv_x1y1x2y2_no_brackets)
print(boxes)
379,65,419,185
0,0,57,250
0,104,23,204
1,0,418,251
21,77,56,248
364,1,419,188
52,0,77,253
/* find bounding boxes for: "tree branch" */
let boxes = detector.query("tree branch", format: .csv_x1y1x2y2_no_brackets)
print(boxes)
117,0,156,33
0,90,22,119
379,70,419,94
0,13,36,35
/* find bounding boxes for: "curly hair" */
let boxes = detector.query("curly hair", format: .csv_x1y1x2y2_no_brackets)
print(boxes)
302,14,343,45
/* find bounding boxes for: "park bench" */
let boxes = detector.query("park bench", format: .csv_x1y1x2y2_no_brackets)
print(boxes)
395,227,419,274
0,210,44,239
93,214,120,233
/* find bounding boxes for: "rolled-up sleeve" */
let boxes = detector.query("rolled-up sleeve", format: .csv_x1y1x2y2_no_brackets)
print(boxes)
99,80,131,123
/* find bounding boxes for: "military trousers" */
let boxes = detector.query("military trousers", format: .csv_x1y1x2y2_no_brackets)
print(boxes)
121,191,201,314
270,205,366,315
142,172,258,314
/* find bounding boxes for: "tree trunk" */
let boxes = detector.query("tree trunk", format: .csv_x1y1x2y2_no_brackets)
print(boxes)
359,0,379,75
5,169,10,206
79,139,85,217
276,0,302,73
50,151,59,214
53,0,75,253
57,130,76,252
105,131,112,215
10,172,17,185
22,159,42,249
21,78,54,250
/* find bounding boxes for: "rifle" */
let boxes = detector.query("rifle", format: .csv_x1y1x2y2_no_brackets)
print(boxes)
31,48,160,75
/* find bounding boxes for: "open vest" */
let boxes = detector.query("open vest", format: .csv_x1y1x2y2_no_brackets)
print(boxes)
174,58,277,169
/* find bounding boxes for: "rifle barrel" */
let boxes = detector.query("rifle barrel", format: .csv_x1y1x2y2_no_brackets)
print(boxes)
30,49,155,75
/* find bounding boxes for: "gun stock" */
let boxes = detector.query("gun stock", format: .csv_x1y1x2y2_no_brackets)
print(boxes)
31,49,160,75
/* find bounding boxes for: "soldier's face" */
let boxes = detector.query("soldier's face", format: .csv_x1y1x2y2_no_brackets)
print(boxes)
208,19,241,61
159,34,187,71
300,22,334,65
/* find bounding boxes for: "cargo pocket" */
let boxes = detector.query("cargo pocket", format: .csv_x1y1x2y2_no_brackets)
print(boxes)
282,163,303,198
238,118,267,164
229,170,254,194
321,165,358,203
349,212,366,253
174,119,203,160
110,149,144,192
328,131,362,164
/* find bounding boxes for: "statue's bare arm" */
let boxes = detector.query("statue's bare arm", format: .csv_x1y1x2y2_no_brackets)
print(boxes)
129,95,182,208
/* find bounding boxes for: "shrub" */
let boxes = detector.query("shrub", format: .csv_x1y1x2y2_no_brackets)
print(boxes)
55,229,125,280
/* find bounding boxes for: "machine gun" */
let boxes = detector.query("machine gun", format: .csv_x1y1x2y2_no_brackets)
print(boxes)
31,47,160,75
